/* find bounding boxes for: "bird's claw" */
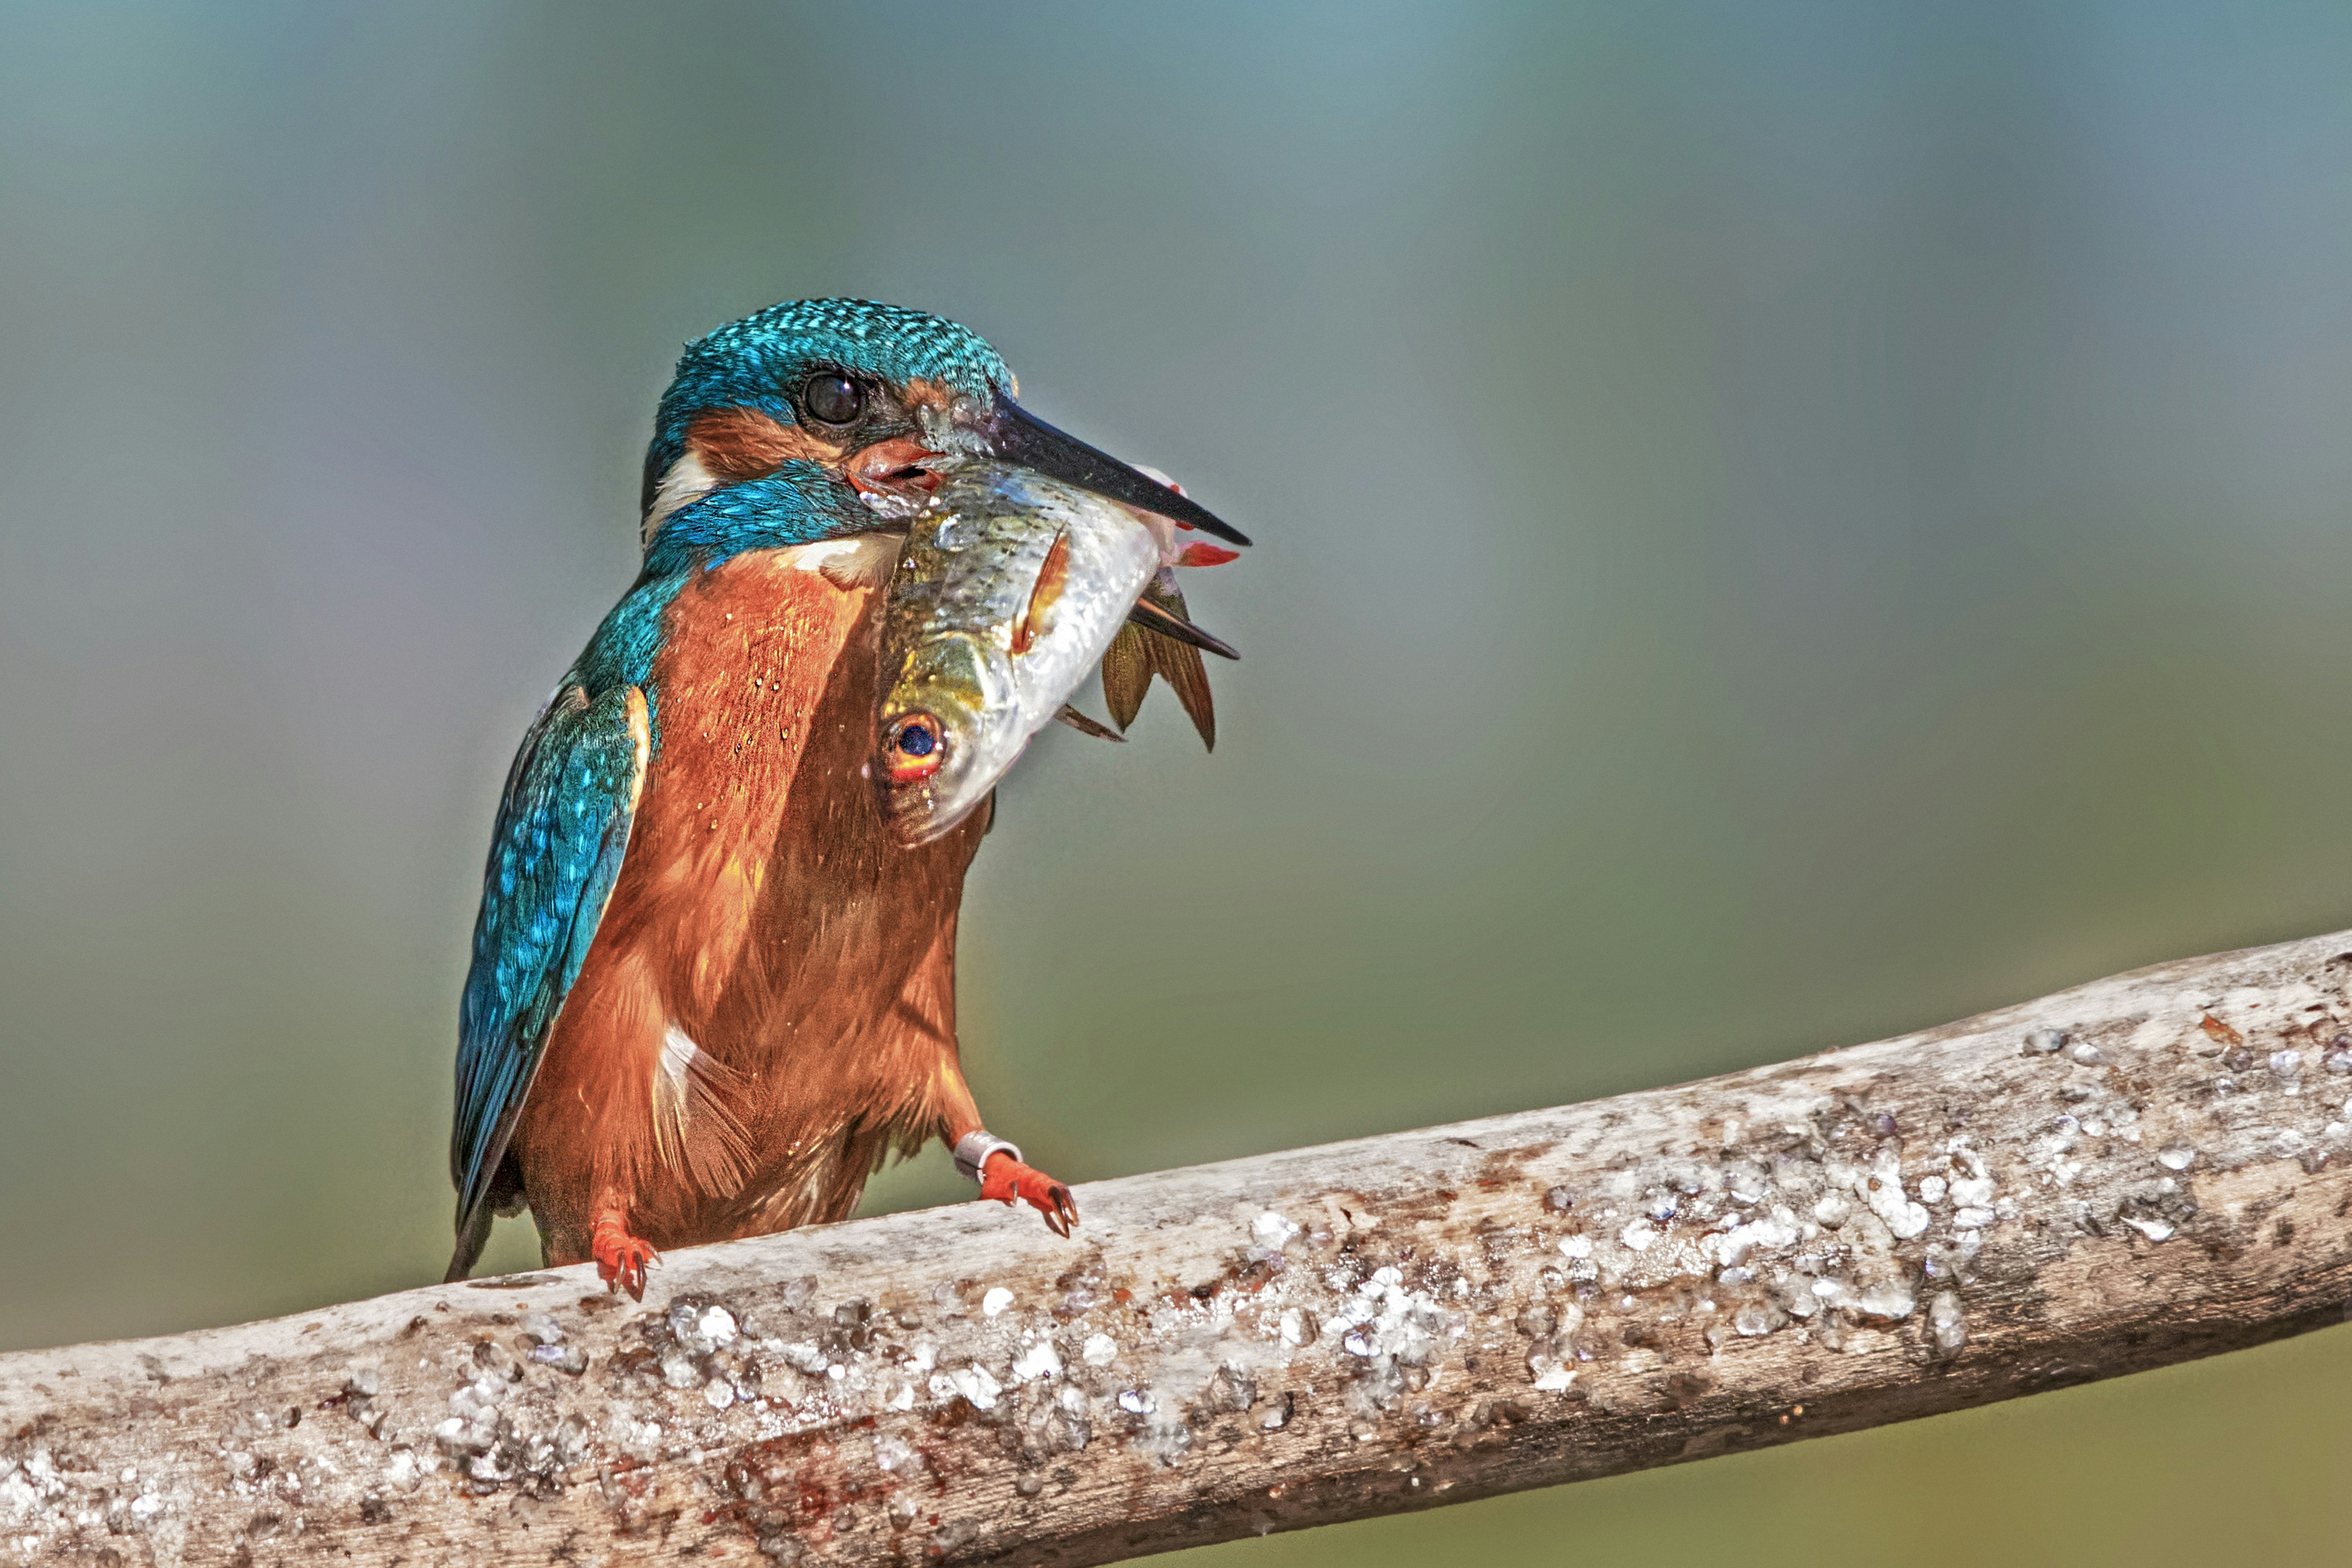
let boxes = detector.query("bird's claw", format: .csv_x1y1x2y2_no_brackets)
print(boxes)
980,1152,1079,1238
590,1212,659,1301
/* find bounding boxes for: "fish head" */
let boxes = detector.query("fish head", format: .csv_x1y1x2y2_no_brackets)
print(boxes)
875,628,1021,846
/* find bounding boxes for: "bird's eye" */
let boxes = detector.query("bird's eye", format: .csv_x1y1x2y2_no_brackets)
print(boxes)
802,372,864,425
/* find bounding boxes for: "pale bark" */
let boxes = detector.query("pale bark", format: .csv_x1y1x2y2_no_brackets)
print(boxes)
9,931,2352,1566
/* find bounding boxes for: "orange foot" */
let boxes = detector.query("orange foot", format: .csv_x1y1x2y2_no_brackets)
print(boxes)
590,1210,659,1301
980,1152,1079,1238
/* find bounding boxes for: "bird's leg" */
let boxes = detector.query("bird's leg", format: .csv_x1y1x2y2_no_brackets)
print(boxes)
589,1206,659,1301
936,1063,1078,1236
982,1151,1080,1238
952,1129,1078,1237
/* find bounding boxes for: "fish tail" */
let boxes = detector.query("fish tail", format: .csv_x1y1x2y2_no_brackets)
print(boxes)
1102,621,1151,731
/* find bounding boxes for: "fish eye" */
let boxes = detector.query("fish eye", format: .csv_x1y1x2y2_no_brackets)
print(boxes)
884,714,944,785
801,372,864,426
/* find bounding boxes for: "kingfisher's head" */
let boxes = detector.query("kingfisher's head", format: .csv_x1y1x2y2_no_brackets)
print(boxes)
639,297,1246,552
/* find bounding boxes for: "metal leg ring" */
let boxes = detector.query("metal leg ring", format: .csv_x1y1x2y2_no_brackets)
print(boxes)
952,1130,1024,1184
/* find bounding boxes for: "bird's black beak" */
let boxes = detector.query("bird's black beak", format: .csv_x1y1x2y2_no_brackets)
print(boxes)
978,392,1251,547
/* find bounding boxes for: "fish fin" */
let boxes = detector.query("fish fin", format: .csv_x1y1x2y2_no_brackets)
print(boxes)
1013,529,1071,656
1147,632,1215,751
1101,622,1151,731
1054,703,1127,742
1125,595,1239,661
1134,574,1217,751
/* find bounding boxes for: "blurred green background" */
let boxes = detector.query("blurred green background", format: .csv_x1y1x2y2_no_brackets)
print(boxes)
7,2,2352,1562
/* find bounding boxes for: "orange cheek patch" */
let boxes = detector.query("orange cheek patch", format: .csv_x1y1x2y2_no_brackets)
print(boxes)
899,376,958,414
686,407,843,482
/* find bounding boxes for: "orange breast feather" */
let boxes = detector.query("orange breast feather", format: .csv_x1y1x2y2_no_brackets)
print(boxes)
511,543,989,1258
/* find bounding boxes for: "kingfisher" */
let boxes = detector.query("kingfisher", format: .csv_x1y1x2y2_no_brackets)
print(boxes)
445,299,1247,1296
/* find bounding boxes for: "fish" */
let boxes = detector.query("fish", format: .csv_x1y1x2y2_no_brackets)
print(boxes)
874,460,1168,845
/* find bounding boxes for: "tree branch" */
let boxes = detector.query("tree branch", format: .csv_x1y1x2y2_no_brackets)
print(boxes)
11,931,2352,1566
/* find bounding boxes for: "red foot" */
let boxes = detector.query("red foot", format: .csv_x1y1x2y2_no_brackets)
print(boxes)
590,1211,659,1301
980,1153,1079,1238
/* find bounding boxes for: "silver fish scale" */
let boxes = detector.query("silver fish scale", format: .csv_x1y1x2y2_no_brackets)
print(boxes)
875,461,1161,845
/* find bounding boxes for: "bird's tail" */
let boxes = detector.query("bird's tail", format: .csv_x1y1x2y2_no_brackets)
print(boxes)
444,1199,495,1285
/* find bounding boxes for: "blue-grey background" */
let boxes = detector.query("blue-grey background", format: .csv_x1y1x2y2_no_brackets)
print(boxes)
7,3,2352,1563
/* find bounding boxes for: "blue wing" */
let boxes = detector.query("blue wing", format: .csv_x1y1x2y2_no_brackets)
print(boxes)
449,681,650,1248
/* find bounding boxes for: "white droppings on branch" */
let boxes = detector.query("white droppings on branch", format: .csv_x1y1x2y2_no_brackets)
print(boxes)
10,932,2352,1566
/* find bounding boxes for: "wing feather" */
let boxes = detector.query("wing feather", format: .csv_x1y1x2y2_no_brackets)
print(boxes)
448,683,650,1241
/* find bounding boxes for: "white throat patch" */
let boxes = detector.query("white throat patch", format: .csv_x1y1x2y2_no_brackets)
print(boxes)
781,533,902,591
641,455,906,591
642,450,720,545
